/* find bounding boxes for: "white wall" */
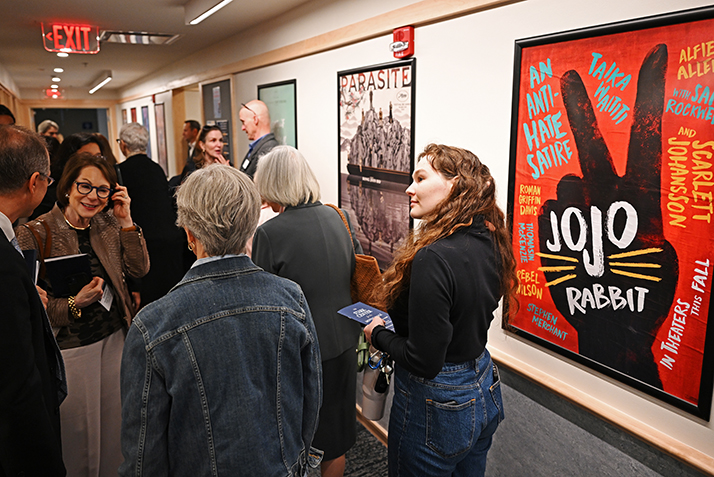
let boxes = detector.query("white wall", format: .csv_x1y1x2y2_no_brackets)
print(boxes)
237,0,714,462
115,92,175,175
130,0,714,464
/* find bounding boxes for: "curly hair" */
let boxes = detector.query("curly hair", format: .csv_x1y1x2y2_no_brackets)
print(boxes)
375,144,518,326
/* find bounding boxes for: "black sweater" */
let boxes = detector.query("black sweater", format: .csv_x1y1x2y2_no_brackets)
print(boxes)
372,216,502,379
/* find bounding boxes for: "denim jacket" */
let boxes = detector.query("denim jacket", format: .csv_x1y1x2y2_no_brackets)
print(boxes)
120,255,322,476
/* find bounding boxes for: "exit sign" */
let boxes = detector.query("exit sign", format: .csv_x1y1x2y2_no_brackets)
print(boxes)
42,23,100,54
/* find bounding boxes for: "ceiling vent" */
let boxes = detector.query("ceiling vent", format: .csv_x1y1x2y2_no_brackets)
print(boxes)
98,31,180,45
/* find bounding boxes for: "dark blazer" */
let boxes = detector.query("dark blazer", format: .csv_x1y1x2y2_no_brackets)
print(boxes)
252,202,363,360
117,154,185,305
239,133,279,179
0,235,66,476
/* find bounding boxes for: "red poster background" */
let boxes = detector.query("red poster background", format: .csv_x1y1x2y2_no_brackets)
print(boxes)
509,12,714,408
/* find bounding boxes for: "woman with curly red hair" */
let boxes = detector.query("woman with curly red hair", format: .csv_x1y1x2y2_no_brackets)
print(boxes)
365,143,517,477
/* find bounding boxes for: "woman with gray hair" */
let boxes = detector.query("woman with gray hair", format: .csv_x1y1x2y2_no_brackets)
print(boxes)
120,165,322,476
252,146,362,477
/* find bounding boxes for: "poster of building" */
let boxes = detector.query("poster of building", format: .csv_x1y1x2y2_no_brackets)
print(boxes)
338,58,415,270
507,6,714,418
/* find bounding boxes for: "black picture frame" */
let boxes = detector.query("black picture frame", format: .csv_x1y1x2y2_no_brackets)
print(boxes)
258,79,297,148
337,58,416,270
506,6,714,420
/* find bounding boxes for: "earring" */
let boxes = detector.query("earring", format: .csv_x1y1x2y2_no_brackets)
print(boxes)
65,193,69,198
188,242,194,252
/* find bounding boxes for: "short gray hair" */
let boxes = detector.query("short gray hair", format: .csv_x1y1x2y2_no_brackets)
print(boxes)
37,119,59,134
254,146,320,207
176,165,261,256
0,126,49,194
119,122,149,154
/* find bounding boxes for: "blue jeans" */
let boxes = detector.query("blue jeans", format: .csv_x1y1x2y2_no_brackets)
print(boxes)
387,349,504,477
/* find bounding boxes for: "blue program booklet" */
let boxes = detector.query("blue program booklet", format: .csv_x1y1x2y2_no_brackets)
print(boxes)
338,302,394,332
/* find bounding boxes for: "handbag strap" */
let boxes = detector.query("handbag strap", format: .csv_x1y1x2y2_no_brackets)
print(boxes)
325,203,356,253
22,219,51,277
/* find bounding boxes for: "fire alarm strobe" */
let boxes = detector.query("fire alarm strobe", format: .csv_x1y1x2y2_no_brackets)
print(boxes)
391,26,414,59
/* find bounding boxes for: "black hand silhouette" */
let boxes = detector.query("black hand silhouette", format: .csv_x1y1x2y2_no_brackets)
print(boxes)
538,44,677,389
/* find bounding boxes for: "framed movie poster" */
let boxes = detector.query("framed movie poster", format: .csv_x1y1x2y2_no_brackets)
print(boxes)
154,103,168,175
258,79,297,147
338,58,416,270
507,6,714,419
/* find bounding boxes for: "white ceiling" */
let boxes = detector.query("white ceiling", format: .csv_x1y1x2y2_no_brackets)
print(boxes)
0,0,312,98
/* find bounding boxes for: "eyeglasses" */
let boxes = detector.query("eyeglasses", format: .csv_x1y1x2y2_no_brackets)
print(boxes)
116,138,122,144
39,172,55,186
241,103,257,116
74,181,113,199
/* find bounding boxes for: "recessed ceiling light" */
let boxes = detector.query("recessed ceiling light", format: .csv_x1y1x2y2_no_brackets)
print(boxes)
51,84,59,89
54,68,64,73
57,52,69,58
52,76,61,82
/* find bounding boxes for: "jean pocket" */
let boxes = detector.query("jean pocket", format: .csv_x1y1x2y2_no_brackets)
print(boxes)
489,363,505,423
426,398,476,458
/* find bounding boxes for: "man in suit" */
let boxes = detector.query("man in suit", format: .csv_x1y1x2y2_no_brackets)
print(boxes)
117,122,185,307
0,125,66,476
238,100,278,179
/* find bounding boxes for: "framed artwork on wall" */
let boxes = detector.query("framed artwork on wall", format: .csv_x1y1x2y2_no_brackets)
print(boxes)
506,5,714,419
258,79,297,148
154,103,168,175
141,105,151,159
338,58,416,270
130,107,137,123
121,109,127,125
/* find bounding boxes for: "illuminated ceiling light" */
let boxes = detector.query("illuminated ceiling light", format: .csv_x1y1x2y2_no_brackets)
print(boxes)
54,67,64,73
185,0,233,25
99,30,180,45
51,84,59,89
57,52,69,57
52,76,61,82
89,70,112,94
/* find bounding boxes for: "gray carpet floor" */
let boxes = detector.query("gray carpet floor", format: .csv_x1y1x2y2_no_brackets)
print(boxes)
308,423,388,476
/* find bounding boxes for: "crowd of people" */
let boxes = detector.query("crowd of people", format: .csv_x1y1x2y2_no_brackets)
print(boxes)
0,100,517,477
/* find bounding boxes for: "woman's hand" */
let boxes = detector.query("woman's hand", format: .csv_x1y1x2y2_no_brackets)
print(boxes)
364,316,385,345
74,277,104,308
36,286,48,309
212,154,230,166
111,185,134,228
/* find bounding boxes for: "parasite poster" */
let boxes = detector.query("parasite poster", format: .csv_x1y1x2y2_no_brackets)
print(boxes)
507,7,714,418
338,59,415,270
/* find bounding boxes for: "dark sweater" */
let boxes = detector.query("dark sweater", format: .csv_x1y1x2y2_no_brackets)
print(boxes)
372,216,502,379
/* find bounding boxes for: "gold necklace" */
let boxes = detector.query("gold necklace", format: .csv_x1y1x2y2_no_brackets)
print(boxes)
62,212,90,231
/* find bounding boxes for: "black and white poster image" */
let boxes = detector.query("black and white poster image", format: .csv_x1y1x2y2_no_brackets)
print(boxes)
338,58,416,269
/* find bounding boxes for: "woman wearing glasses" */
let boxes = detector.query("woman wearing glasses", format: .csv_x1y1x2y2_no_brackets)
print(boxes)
16,152,149,477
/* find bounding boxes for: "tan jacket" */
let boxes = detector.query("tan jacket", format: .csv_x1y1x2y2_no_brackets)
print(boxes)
16,205,149,329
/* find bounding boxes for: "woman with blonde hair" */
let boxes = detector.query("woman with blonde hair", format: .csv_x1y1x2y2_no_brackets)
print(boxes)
365,143,518,477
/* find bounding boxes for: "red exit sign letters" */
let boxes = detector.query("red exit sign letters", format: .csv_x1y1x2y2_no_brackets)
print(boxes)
42,23,100,54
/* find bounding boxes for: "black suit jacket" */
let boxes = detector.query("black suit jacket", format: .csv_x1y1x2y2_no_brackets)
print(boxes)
239,133,279,179
252,202,363,360
117,154,185,305
0,235,65,476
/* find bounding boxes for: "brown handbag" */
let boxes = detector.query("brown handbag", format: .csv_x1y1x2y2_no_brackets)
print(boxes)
22,218,52,279
326,204,382,307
